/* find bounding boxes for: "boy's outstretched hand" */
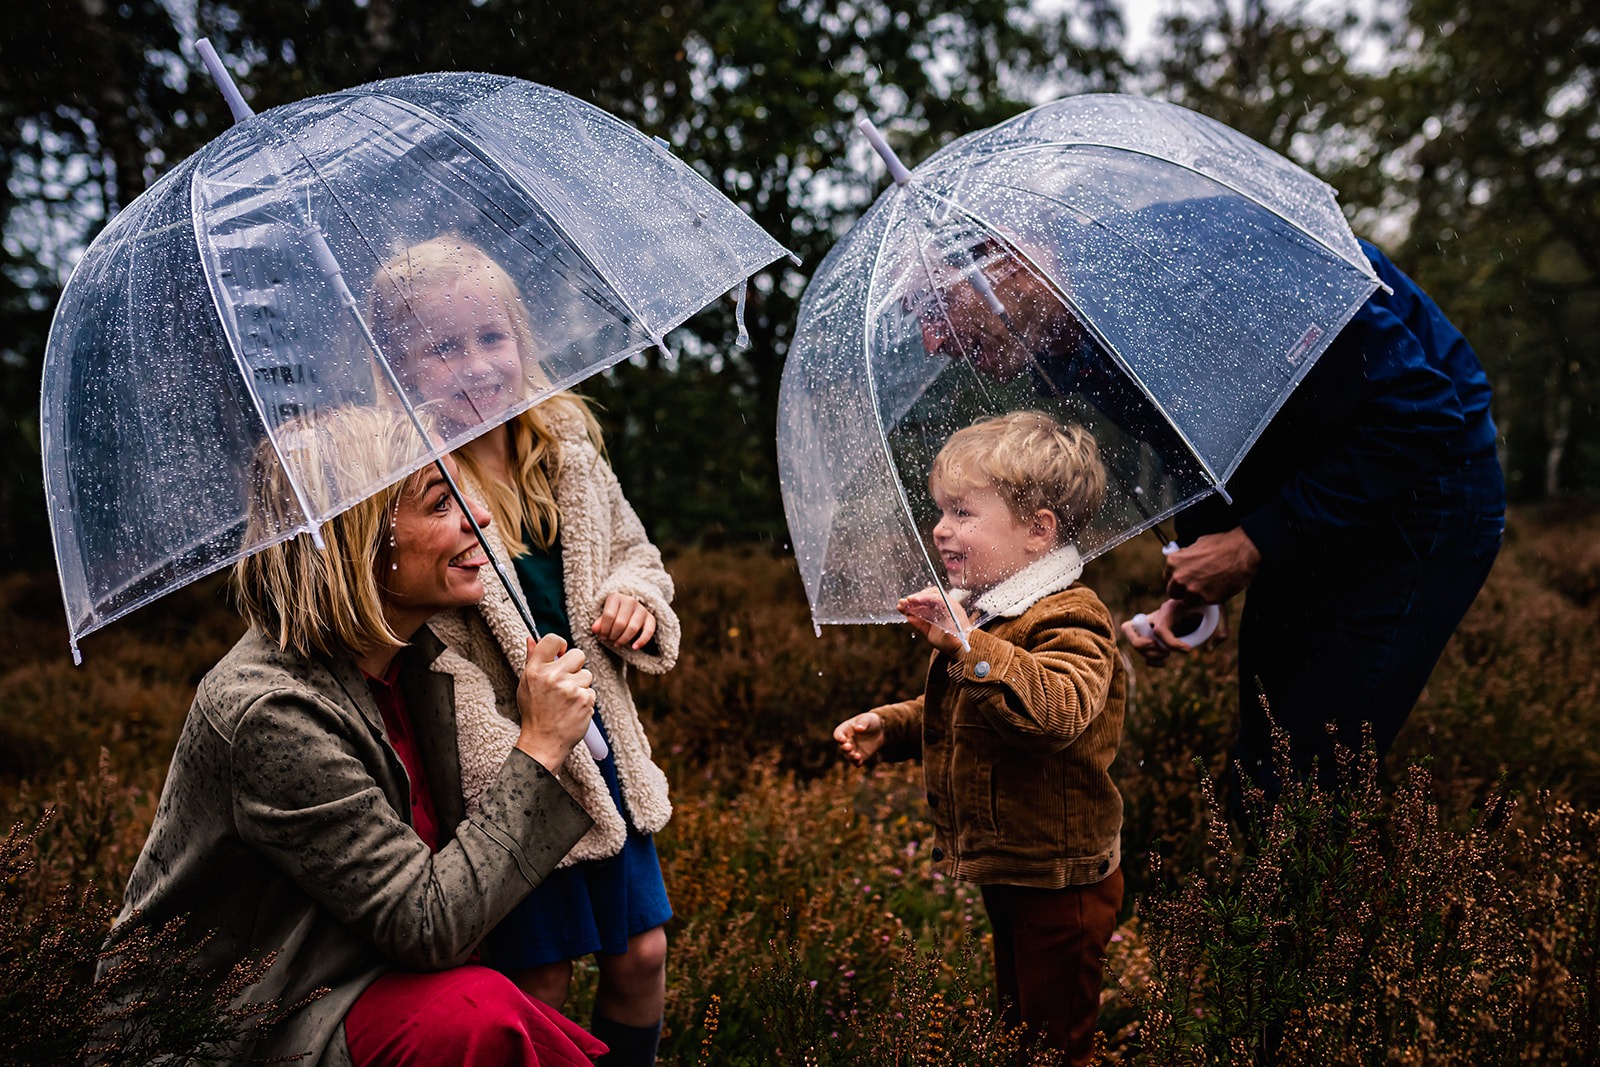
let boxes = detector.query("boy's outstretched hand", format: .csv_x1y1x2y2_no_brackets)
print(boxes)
834,712,885,766
897,589,969,655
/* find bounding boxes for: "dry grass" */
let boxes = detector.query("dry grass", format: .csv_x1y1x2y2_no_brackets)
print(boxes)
2,508,1597,1064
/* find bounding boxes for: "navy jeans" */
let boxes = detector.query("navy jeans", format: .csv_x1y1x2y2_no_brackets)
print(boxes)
1230,454,1506,804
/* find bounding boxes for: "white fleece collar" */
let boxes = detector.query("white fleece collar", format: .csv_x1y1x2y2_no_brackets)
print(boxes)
970,544,1084,618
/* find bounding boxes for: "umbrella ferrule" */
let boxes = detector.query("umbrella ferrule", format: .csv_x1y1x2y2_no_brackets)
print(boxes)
195,38,255,123
858,119,912,185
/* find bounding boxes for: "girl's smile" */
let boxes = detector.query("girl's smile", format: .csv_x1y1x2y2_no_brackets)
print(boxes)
400,275,526,430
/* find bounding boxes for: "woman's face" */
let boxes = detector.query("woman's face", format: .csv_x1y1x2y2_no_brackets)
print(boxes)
399,273,527,431
381,456,494,634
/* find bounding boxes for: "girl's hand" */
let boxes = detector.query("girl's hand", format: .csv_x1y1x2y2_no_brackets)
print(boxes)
592,592,657,651
833,712,885,766
897,589,969,655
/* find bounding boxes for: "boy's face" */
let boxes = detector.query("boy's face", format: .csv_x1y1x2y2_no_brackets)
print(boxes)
930,479,1052,596
398,275,525,431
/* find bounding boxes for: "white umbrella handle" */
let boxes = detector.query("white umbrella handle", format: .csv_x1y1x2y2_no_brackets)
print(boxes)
1130,541,1221,648
583,718,609,760
1130,603,1221,647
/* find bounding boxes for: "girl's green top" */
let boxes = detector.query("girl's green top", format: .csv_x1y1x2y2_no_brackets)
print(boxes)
511,531,572,645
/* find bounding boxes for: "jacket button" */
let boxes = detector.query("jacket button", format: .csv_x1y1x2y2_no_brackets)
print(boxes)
973,660,991,678
926,792,939,809
1098,859,1110,875
931,847,945,861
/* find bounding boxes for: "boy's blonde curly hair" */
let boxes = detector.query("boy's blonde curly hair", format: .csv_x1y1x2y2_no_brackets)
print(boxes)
929,410,1107,543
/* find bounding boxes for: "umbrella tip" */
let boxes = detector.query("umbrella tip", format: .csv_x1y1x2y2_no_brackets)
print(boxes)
857,118,912,185
195,37,255,124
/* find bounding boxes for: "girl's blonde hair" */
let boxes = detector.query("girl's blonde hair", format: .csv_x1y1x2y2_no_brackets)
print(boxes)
233,406,427,660
368,236,604,553
930,410,1107,542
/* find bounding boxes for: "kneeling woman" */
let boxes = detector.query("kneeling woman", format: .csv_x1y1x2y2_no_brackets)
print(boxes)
101,407,606,1066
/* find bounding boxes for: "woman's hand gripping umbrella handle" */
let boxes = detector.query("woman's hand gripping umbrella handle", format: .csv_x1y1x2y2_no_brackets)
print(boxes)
1130,542,1221,648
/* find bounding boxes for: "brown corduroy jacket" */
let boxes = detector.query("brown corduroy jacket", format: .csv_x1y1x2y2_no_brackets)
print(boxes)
875,584,1126,889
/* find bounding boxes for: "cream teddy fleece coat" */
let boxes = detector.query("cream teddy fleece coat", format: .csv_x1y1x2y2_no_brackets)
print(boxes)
428,406,677,867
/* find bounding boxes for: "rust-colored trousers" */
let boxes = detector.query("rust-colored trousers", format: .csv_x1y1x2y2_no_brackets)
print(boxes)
980,869,1124,1067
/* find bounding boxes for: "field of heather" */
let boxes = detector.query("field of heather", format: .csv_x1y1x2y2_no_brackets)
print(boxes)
3,505,1598,1064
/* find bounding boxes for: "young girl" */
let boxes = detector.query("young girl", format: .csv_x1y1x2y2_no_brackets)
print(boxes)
370,237,678,1067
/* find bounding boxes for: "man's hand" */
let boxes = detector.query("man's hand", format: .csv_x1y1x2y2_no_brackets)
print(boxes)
1120,598,1230,665
1164,528,1261,605
897,589,969,655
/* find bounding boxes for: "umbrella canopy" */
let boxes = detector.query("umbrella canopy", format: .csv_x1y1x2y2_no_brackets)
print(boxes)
43,68,791,658
778,93,1381,635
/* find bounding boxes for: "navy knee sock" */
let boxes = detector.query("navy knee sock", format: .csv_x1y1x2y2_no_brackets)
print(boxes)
590,1011,662,1067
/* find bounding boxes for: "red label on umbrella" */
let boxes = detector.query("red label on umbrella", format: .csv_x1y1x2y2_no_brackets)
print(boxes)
1286,325,1324,366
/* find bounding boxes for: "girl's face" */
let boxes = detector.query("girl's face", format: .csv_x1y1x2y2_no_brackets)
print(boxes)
930,479,1052,596
381,456,494,635
400,273,526,431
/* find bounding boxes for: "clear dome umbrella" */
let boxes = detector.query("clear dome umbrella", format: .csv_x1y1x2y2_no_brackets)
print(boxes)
777,93,1382,643
42,41,792,666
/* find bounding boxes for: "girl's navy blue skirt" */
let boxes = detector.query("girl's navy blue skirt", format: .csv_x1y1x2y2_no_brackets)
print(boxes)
485,713,672,968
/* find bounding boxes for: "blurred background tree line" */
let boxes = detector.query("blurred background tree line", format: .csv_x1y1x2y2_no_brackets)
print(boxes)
0,0,1595,563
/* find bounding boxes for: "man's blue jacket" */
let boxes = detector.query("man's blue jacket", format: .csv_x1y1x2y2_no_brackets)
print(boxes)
1175,239,1499,563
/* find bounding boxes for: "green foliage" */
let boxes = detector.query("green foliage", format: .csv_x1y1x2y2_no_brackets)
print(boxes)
0,0,1129,556
4,0,1596,558
1367,1,1600,500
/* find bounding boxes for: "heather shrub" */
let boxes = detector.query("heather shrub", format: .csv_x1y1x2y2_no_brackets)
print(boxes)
1,508,1597,1064
0,757,291,1066
1396,534,1600,810
0,572,241,786
1113,732,1600,1065
641,759,1013,1060
638,546,926,775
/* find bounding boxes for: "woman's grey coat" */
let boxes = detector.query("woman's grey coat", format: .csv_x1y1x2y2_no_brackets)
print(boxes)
100,627,592,1066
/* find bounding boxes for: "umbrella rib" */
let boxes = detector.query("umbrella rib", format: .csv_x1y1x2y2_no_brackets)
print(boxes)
188,155,329,548
350,90,668,351
928,141,1377,278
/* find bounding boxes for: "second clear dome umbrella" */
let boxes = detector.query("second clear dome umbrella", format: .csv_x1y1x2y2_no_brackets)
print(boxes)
778,93,1381,640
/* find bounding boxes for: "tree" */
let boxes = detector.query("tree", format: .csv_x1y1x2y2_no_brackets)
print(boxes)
1370,0,1600,499
1,0,1130,560
0,0,204,568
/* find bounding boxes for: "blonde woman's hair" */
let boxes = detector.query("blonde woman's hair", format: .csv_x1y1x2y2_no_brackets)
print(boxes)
233,406,428,660
367,235,604,553
930,410,1107,543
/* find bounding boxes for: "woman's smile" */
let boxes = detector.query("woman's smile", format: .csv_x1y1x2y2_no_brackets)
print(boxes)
384,455,495,634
